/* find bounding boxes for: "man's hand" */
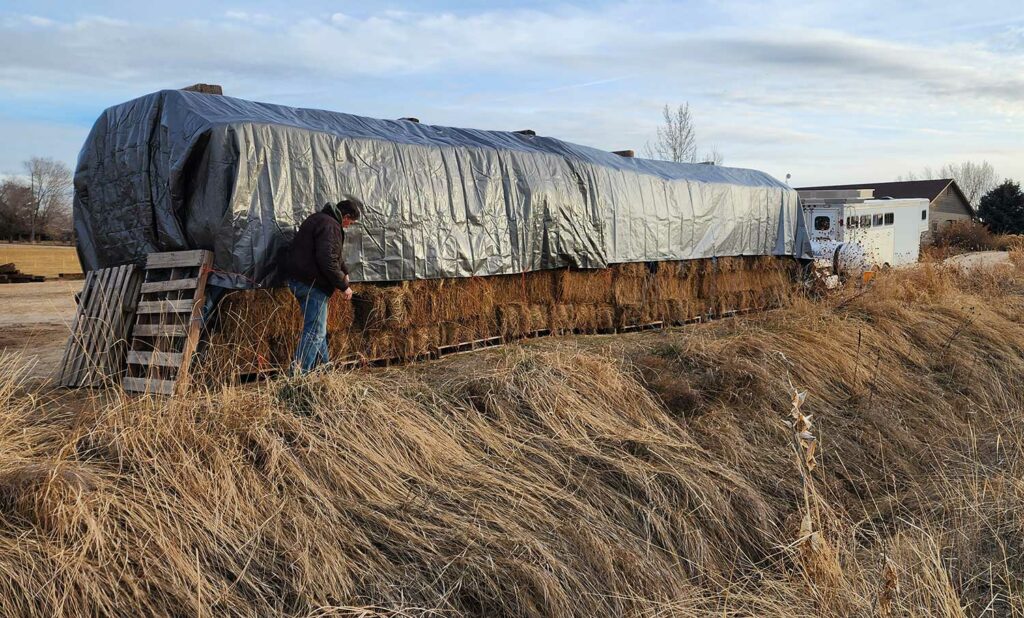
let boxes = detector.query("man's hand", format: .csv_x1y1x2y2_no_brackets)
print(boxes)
343,287,353,301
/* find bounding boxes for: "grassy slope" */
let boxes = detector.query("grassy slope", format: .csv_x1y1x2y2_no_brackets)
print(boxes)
2,262,1024,616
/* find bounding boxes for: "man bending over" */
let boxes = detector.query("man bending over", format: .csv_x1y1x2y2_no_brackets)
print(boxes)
284,199,361,373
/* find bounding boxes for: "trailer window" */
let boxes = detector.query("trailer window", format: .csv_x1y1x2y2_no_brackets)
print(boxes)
814,216,831,231
884,213,894,225
921,210,927,220
847,216,858,228
873,214,884,226
860,215,872,228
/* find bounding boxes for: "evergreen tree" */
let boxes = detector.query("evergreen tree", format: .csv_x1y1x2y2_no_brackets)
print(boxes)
979,180,1024,234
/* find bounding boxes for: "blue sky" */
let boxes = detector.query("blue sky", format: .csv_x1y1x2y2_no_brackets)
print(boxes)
0,0,1021,186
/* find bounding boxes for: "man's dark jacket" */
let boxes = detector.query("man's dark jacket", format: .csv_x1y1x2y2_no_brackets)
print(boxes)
284,209,350,295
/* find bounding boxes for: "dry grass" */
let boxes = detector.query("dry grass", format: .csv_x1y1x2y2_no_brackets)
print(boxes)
924,221,1024,260
3,261,1024,615
0,243,81,277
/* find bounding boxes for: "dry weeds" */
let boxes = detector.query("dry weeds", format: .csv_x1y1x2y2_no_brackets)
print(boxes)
2,261,1024,616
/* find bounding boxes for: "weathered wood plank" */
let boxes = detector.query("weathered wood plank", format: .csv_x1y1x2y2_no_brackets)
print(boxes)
127,351,183,367
141,278,198,294
107,265,142,377
122,376,177,395
146,250,209,269
70,266,113,385
89,264,129,381
174,251,214,392
58,270,96,387
131,323,187,337
136,299,194,314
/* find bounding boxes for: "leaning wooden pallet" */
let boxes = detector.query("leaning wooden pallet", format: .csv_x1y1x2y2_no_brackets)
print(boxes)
123,250,213,395
58,263,142,387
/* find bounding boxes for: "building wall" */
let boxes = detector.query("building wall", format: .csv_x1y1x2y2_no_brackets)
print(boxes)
929,185,973,234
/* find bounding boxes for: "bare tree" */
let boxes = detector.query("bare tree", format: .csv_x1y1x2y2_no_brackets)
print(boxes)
645,104,697,163
24,157,73,242
644,103,724,165
896,160,997,208
0,179,33,240
700,147,724,166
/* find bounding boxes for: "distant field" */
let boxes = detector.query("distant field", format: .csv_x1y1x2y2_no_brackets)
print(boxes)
0,243,81,277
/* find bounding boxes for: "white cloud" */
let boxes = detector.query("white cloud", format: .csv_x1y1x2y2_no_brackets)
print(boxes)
0,8,1020,108
0,4,1021,184
24,15,55,27
224,11,274,26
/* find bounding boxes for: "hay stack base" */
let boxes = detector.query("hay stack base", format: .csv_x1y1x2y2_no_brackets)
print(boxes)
203,257,801,378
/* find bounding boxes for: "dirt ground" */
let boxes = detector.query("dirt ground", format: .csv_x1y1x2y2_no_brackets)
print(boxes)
0,280,79,380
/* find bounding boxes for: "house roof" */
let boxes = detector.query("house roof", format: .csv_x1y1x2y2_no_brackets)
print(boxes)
795,179,974,215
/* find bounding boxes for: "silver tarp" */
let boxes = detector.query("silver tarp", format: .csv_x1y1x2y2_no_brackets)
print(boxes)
74,90,809,288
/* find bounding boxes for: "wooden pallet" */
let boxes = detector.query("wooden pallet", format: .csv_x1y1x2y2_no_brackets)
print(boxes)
58,263,143,387
123,250,213,395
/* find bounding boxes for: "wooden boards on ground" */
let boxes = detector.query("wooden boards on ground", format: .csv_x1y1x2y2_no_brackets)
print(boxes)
123,250,213,395
58,263,142,387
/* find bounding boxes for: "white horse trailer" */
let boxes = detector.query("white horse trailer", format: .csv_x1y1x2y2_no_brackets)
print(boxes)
800,189,929,272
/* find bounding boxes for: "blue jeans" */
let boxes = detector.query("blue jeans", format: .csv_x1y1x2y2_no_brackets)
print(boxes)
289,280,330,373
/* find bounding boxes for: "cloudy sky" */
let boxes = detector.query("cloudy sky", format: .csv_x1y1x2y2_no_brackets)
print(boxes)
0,0,1021,186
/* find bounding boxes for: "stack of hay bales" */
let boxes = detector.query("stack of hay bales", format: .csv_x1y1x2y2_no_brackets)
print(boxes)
201,257,799,377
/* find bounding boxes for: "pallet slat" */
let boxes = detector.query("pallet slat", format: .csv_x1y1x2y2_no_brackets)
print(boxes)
131,323,188,337
136,299,195,314
91,265,129,377
58,270,95,387
141,278,199,293
127,351,184,367
121,377,177,395
146,250,209,269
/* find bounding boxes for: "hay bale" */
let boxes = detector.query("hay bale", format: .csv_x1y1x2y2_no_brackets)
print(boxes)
652,261,699,303
549,304,574,333
526,304,549,333
424,277,495,325
573,304,615,332
203,289,296,377
493,302,549,340
496,304,529,339
353,285,404,331
327,331,359,362
554,269,613,304
615,262,648,278
595,305,616,330
616,304,646,328
612,272,647,305
392,327,438,360
438,320,489,348
363,329,396,360
660,299,685,324
491,271,555,305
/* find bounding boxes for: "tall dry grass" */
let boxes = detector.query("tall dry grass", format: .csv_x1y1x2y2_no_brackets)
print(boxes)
2,261,1024,615
924,220,1024,261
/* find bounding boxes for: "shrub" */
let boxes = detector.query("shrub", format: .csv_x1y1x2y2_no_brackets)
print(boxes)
933,220,997,251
